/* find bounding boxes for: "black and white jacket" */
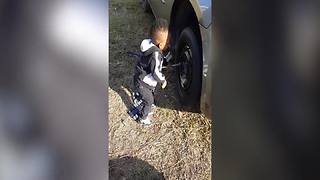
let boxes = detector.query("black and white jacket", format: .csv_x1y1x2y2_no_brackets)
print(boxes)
134,39,166,89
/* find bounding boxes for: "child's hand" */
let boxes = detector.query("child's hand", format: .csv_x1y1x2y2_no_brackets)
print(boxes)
161,80,167,89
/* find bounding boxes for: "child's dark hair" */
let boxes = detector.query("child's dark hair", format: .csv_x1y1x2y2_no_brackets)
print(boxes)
149,18,169,38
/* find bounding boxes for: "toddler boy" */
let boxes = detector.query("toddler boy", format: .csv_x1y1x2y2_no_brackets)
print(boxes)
133,18,169,125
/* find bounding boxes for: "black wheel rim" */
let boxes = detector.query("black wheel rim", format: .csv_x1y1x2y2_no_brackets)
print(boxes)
178,45,192,91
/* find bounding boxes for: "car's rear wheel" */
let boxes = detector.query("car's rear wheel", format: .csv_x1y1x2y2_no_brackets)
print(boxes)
176,27,202,111
142,0,151,13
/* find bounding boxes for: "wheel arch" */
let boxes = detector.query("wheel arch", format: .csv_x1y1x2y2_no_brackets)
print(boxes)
169,0,203,54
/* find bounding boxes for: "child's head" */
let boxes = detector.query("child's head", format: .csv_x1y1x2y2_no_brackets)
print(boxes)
149,18,169,51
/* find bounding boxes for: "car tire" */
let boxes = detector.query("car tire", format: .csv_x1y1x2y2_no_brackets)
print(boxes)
175,27,202,111
142,0,151,13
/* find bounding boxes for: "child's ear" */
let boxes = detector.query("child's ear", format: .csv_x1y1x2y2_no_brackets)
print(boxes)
159,43,165,50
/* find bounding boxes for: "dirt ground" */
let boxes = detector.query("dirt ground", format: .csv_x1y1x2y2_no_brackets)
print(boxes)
109,0,211,179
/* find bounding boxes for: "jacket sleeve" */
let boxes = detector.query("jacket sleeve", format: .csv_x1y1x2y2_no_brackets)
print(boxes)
151,51,166,84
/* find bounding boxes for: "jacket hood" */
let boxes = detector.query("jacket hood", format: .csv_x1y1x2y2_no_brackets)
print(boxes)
140,39,160,56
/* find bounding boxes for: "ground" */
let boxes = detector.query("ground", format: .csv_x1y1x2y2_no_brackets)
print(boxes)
109,0,211,179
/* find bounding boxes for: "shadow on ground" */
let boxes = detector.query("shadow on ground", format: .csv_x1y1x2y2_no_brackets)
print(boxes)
109,156,165,180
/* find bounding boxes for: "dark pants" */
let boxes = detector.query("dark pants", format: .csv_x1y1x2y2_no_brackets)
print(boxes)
136,84,154,120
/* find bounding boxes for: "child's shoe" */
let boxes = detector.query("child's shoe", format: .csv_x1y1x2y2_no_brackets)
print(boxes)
140,117,151,125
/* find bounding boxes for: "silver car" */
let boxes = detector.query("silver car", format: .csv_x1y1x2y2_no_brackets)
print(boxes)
142,0,212,118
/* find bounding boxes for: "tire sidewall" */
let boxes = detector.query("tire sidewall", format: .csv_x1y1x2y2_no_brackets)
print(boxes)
176,27,202,110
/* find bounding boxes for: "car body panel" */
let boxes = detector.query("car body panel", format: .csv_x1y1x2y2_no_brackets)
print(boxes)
197,0,212,28
199,24,212,117
148,0,174,20
148,0,211,28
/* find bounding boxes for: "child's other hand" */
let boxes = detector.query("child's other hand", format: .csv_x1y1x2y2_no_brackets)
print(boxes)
161,80,167,89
